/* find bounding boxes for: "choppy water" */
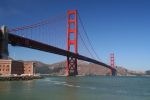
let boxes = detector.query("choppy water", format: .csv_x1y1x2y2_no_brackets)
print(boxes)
0,76,150,100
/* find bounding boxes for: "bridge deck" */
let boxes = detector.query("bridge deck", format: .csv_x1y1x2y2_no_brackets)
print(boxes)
8,33,116,71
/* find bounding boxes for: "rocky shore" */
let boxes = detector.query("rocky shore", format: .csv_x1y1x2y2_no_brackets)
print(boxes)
0,75,43,81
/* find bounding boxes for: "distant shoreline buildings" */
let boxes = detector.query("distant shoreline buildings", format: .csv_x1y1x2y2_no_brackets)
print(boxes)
0,59,35,76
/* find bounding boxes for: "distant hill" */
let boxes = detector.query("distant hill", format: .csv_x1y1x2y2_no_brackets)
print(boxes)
145,70,150,75
116,66,145,76
29,60,146,76
31,60,110,75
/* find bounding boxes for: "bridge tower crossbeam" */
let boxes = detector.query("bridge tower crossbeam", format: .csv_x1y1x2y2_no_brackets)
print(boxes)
110,53,116,76
66,10,78,76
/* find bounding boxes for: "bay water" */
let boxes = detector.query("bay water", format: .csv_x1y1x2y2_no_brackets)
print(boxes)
0,76,150,100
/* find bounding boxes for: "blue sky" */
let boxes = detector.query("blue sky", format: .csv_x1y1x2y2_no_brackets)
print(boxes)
0,0,150,71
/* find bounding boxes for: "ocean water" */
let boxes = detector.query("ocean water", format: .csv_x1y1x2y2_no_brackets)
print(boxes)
0,76,150,100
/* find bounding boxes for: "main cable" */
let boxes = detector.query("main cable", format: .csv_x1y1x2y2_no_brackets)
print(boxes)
9,14,66,32
78,31,95,59
78,12,101,60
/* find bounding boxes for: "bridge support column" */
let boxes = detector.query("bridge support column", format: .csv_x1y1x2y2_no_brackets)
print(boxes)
110,53,116,76
0,26,9,59
66,10,78,76
111,69,116,76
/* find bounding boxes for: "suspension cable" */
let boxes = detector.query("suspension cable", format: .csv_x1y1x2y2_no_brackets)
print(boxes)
78,13,101,60
79,31,95,59
9,14,65,32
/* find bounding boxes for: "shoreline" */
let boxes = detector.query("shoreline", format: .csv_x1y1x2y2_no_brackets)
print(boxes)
0,74,149,81
42,74,150,77
0,75,43,81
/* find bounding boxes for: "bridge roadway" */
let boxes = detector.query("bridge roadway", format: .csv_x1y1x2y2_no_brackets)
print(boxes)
8,33,116,72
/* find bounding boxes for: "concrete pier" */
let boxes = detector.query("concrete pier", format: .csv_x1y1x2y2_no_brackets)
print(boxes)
0,26,9,59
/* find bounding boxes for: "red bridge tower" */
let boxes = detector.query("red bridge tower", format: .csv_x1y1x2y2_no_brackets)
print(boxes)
110,53,116,76
110,53,115,68
66,10,78,76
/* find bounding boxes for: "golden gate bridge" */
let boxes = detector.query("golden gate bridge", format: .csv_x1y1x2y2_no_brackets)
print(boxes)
0,10,116,76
